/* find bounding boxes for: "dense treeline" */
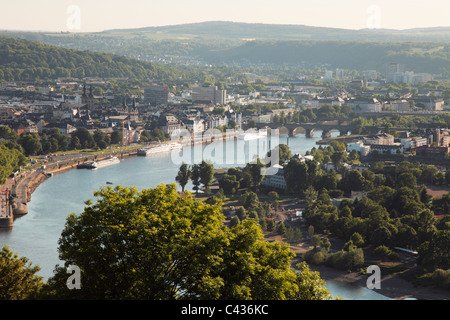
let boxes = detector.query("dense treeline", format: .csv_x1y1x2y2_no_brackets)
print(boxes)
1,126,118,156
207,141,449,275
267,103,450,132
350,113,450,135
286,145,450,273
0,124,172,157
179,141,450,276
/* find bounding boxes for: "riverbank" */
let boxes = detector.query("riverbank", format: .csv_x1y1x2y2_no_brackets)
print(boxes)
0,146,141,225
316,134,368,145
1,131,238,221
309,264,450,300
263,232,450,300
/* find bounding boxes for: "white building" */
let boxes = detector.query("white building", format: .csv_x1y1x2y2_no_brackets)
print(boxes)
400,137,428,151
205,115,228,130
347,98,382,112
363,133,395,145
386,100,410,112
324,71,334,81
261,164,287,190
362,70,378,80
389,71,433,84
183,118,204,134
347,140,371,156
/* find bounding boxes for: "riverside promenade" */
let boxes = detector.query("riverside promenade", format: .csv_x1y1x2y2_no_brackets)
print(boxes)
0,168,43,227
0,146,143,228
0,189,13,228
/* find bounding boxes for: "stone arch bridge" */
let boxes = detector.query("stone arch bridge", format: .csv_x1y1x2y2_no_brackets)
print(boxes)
255,120,355,138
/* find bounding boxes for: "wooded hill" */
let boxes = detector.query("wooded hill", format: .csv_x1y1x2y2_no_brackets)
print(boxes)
0,36,200,82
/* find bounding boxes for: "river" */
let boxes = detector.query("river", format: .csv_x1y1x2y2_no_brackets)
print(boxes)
0,130,390,300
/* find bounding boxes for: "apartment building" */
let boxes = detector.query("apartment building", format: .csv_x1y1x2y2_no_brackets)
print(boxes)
192,86,226,105
144,85,169,106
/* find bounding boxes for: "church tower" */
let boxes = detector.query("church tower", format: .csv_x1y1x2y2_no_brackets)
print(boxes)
81,84,94,110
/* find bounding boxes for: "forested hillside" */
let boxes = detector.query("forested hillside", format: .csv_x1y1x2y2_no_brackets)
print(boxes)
203,40,450,75
0,36,199,82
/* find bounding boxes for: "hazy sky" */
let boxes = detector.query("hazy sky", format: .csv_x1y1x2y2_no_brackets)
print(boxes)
1,0,449,32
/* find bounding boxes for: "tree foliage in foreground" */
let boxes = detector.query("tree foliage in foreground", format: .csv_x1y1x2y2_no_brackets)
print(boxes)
0,245,43,300
44,184,333,300
0,143,26,184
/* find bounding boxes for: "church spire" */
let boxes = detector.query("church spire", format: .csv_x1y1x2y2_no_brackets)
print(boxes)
122,95,127,110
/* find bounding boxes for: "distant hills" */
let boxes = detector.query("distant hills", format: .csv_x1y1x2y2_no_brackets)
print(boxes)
203,40,450,75
1,21,449,77
103,21,450,42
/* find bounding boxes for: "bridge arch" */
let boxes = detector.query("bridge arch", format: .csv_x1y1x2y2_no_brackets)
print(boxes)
257,121,354,138
292,126,306,137
271,126,290,136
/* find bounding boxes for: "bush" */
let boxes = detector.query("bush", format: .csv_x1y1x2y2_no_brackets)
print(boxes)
277,222,287,235
350,232,365,247
304,246,364,271
327,248,365,271
374,245,399,261
285,228,303,242
431,269,450,290
311,250,329,265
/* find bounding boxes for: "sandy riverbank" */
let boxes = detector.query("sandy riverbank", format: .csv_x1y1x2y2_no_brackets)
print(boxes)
308,264,450,300
264,233,450,300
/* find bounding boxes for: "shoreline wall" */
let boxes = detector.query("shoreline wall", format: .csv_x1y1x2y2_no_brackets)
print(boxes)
7,132,240,226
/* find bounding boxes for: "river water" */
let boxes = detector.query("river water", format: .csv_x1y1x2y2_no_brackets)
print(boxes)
0,130,390,300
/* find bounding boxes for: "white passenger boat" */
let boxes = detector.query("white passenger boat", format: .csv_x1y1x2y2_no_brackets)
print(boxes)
83,156,120,169
137,142,182,156
238,129,268,141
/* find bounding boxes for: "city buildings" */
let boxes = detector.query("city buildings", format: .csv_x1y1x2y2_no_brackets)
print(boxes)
414,96,445,111
157,113,183,136
144,84,169,106
192,86,226,105
346,98,382,112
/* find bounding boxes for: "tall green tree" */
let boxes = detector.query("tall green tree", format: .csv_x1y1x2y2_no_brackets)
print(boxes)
219,174,240,194
110,130,122,145
418,230,450,271
199,160,214,191
191,163,201,194
284,158,308,194
293,262,334,300
71,127,95,149
45,184,332,300
93,129,110,150
175,162,191,193
18,133,42,156
267,143,292,165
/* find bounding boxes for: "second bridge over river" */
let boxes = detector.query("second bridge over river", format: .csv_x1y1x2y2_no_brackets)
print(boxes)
255,120,355,138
